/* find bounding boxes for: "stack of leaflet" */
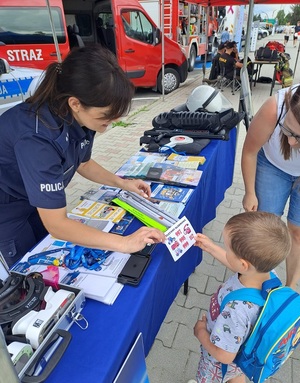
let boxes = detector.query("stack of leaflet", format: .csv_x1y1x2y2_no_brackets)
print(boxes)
113,191,177,232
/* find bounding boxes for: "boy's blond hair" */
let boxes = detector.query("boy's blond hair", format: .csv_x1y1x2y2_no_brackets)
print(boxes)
225,212,291,273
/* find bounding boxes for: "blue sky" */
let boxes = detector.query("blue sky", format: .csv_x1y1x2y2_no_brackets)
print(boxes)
254,4,292,19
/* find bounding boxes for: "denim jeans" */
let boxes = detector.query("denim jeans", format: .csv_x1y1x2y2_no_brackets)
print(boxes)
255,149,300,226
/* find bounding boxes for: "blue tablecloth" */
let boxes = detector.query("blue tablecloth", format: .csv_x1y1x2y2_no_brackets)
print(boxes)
45,129,237,383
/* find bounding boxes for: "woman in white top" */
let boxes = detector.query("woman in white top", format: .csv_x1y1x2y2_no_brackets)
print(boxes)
241,85,300,290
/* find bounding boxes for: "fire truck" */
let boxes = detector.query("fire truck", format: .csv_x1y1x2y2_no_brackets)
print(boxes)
139,0,218,71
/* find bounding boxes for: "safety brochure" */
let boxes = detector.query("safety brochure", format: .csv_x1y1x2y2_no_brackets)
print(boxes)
71,199,126,223
166,153,206,169
151,184,194,204
165,216,196,262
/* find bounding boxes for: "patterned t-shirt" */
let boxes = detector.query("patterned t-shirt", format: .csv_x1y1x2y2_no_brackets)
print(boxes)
205,273,261,362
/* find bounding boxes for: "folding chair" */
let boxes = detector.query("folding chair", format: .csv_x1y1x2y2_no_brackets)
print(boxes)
218,61,241,95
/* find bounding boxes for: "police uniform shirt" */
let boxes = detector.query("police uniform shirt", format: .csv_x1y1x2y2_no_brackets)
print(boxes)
219,53,236,79
0,103,95,209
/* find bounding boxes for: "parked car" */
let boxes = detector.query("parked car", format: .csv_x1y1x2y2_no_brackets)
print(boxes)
258,27,269,39
276,25,285,33
0,58,43,116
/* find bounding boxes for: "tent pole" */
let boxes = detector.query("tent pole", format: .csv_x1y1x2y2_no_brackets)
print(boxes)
293,39,300,77
243,0,254,69
202,5,210,83
45,0,62,63
161,0,165,100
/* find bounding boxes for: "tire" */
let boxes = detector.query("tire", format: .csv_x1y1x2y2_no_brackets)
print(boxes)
257,33,262,40
188,45,197,72
157,68,180,94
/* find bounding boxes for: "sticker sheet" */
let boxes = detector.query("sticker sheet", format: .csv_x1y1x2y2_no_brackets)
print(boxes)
165,216,196,262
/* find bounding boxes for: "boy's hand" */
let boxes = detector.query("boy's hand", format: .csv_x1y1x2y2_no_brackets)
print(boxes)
194,314,208,340
194,233,215,252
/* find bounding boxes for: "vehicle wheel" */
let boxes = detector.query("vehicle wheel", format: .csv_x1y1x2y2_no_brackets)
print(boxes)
257,33,262,40
157,68,180,94
188,45,197,72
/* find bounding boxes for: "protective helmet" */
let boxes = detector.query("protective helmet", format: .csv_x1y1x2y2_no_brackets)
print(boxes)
186,85,232,112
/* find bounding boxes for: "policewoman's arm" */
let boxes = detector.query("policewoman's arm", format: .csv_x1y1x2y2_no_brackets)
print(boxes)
241,96,278,212
76,159,151,198
37,206,165,253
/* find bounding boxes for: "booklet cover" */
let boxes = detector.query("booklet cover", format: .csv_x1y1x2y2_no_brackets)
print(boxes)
166,153,206,169
115,152,167,178
146,163,202,187
151,184,194,204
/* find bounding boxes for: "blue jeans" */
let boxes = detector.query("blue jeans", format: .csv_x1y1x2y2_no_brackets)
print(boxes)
255,149,300,227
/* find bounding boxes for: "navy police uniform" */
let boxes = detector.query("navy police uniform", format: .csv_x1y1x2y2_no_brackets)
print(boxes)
0,103,95,267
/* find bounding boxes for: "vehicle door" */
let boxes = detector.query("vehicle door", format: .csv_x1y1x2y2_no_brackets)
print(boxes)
115,8,161,88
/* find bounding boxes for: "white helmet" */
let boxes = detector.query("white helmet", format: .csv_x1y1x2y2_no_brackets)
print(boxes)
186,85,232,112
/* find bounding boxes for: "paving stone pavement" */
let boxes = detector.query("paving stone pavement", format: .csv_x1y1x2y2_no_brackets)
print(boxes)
65,35,300,383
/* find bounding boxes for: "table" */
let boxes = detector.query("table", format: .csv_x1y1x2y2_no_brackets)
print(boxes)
44,129,237,383
251,59,280,96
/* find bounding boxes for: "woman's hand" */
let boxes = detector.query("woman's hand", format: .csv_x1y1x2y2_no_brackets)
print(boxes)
122,226,166,254
122,178,151,198
242,192,258,212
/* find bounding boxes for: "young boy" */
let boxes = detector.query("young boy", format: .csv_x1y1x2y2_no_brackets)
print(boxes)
189,211,291,383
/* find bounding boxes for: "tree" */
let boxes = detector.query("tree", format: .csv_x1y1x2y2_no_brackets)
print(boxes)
275,10,286,26
290,5,300,25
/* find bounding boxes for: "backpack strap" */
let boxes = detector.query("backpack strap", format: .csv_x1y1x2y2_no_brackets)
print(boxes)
220,288,265,312
220,272,281,311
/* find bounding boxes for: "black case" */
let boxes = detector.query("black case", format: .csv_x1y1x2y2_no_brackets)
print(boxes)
117,253,151,286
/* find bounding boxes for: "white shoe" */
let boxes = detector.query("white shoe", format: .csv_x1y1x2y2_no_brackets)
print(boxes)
187,380,197,383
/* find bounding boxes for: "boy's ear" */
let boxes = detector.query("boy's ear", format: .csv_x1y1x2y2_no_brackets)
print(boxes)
240,258,251,271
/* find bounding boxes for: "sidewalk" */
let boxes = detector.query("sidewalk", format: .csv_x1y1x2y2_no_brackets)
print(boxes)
65,34,300,383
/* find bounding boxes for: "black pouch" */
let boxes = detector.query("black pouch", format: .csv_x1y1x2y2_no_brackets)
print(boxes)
117,253,151,286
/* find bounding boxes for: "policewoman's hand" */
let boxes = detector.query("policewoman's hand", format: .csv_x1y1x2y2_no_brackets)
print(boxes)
122,178,151,198
122,226,166,254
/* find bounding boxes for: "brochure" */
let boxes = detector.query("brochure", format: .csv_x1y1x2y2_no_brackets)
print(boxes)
166,153,206,165
110,212,135,235
80,185,121,203
71,199,126,223
68,213,114,232
151,184,194,204
115,152,167,178
146,163,202,187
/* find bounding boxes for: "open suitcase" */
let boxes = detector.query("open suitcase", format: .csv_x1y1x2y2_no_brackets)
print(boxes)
0,256,87,383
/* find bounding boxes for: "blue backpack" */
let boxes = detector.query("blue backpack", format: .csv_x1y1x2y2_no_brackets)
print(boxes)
220,275,300,383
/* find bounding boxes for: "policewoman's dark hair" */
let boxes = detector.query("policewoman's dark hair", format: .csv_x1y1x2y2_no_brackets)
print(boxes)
27,45,135,120
280,85,300,159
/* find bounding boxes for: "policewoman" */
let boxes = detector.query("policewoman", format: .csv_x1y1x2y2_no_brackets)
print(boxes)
0,46,165,268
